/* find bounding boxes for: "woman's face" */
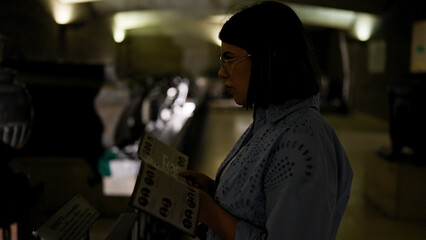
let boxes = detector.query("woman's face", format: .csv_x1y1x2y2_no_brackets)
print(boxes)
218,42,251,105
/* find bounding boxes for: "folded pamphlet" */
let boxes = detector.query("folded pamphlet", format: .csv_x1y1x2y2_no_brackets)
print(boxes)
129,133,200,236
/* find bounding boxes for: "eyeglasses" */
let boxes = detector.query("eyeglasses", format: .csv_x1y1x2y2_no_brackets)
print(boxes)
219,54,251,74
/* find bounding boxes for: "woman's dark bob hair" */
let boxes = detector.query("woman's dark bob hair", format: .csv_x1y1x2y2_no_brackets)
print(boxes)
219,1,321,108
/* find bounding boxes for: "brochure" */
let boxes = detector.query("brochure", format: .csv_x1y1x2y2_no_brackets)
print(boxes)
129,133,200,236
32,194,99,240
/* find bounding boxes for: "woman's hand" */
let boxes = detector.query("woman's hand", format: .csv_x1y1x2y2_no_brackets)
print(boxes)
179,170,238,240
179,170,215,197
197,189,239,240
197,188,216,224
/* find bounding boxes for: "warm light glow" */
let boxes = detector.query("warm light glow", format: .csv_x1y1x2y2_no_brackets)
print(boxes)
113,10,178,31
59,0,102,3
351,13,378,41
112,11,229,46
207,14,231,25
288,3,356,30
205,14,231,46
110,5,378,44
113,28,126,43
288,3,378,41
52,1,74,24
201,22,222,46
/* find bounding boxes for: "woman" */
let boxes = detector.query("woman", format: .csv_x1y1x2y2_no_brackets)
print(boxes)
180,2,353,239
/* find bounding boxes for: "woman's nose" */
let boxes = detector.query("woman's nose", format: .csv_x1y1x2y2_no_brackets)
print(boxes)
218,66,228,78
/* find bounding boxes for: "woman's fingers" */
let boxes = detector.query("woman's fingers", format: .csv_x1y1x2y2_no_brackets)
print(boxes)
179,170,197,178
179,170,198,186
178,171,212,193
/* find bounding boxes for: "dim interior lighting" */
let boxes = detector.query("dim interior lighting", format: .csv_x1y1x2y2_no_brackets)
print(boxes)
287,3,379,41
204,23,223,47
59,0,102,3
287,3,356,30
44,0,76,24
207,14,231,25
112,11,228,46
205,14,231,46
288,3,379,42
43,0,97,25
351,13,378,41
110,4,378,45
52,1,74,24
113,28,126,43
113,10,177,31
206,7,378,44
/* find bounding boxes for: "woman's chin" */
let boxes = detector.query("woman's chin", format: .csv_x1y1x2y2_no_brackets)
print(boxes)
233,96,246,106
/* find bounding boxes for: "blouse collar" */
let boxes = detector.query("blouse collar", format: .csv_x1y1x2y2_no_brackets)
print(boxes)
252,94,320,133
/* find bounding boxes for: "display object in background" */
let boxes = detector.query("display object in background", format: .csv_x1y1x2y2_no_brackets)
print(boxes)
99,75,207,196
143,76,196,146
386,84,426,164
0,69,32,148
129,133,200,236
3,59,106,186
379,20,426,165
113,81,147,149
0,60,32,150
410,20,426,73
0,33,40,240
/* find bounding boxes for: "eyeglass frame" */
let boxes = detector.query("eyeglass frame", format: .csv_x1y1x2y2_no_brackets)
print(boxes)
219,54,252,74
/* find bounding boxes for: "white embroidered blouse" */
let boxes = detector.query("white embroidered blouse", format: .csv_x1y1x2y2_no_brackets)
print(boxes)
207,95,353,240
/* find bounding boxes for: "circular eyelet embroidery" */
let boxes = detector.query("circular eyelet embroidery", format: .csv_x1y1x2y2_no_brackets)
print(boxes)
264,119,315,192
